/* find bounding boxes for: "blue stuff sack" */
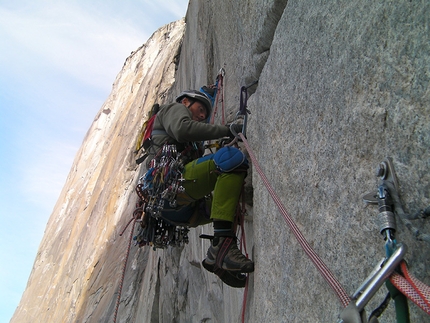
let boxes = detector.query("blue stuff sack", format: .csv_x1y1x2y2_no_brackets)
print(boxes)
213,146,247,172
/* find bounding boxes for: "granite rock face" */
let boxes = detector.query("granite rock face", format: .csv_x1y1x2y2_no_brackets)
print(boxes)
11,1,429,323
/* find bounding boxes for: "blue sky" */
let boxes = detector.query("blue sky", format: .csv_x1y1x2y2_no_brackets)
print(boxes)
0,0,189,321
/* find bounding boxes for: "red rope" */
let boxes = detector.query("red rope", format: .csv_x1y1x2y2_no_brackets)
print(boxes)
237,191,250,323
211,72,225,125
400,261,430,309
119,216,135,236
241,276,250,323
390,261,430,315
239,133,351,308
113,218,136,323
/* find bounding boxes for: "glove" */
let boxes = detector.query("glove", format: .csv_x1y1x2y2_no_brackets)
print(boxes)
226,124,243,139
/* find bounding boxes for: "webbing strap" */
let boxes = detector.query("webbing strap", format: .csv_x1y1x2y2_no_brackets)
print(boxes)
239,133,351,308
151,129,168,136
211,69,225,125
214,237,234,275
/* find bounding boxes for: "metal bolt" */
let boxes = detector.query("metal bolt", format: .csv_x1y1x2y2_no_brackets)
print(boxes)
376,162,387,178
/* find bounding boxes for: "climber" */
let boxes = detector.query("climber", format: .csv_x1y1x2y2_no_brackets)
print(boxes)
145,89,254,281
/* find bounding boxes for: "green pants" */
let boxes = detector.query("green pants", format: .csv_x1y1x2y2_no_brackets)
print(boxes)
181,157,246,222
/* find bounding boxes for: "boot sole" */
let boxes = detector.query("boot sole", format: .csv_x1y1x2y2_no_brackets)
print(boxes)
202,259,254,273
202,259,215,272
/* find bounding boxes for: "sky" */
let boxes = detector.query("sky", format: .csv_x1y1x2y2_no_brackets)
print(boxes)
0,0,189,321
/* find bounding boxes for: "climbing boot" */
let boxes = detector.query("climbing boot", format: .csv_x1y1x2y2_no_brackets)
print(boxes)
202,236,254,273
215,269,247,288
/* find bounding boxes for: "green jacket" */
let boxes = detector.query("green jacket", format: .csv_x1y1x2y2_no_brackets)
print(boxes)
148,102,230,159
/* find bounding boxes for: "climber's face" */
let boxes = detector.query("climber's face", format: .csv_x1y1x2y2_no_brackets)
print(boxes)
183,97,207,122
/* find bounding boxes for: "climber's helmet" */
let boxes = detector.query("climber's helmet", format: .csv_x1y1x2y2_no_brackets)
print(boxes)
176,90,212,119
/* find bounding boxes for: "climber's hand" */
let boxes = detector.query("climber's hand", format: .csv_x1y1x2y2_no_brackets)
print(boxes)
226,123,244,139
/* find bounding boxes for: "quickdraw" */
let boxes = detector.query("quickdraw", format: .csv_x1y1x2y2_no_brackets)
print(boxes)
145,144,186,212
133,144,190,249
229,80,257,144
132,200,189,249
210,68,226,125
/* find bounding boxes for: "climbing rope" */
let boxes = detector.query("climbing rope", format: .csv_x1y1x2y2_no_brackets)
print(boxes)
210,68,226,125
390,261,430,314
230,81,430,320
239,132,351,308
236,188,250,323
239,131,430,319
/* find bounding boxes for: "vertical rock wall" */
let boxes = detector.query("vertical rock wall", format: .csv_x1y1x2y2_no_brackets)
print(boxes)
11,1,429,323
249,2,430,322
